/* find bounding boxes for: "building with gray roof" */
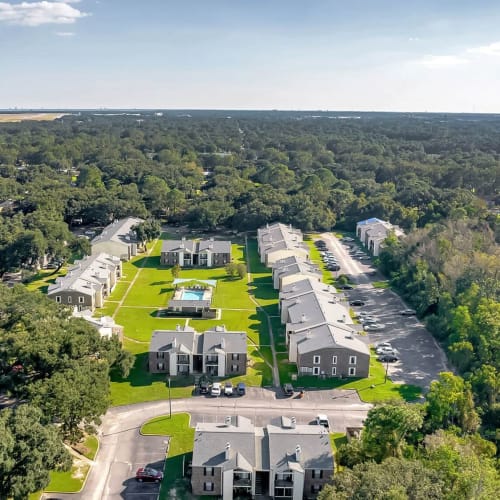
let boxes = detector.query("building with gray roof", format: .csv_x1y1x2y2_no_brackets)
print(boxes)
272,258,322,290
47,253,122,312
91,217,143,260
356,218,404,256
161,237,231,267
191,415,333,498
279,278,369,379
149,325,247,377
257,223,309,266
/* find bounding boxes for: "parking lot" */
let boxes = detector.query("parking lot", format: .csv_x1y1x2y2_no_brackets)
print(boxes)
320,233,449,389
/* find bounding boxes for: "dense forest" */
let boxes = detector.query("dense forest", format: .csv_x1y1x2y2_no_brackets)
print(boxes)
0,111,498,496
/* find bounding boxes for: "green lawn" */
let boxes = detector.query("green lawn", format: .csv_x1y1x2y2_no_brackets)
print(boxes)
23,268,67,293
43,463,90,494
304,236,334,284
278,351,421,403
141,413,195,500
372,280,390,289
82,435,99,460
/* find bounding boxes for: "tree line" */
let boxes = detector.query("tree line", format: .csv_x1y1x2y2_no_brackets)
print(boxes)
0,285,134,497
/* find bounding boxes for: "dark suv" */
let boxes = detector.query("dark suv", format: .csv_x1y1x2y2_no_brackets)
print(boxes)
282,383,294,396
199,376,211,394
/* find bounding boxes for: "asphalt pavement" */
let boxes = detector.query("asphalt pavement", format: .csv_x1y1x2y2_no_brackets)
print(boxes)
321,232,449,388
43,389,370,500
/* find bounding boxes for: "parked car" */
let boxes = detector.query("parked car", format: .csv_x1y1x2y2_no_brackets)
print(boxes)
375,342,392,349
378,354,399,362
316,414,330,428
359,316,377,323
337,284,353,290
400,309,417,316
199,377,211,394
365,323,385,331
350,300,365,306
224,381,233,396
135,467,163,483
327,265,341,271
376,345,394,354
211,382,222,397
342,237,354,242
282,383,294,396
236,382,246,396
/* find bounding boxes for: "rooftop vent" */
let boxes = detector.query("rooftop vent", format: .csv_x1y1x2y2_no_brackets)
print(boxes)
224,416,232,426
291,416,296,429
295,445,301,462
225,442,231,460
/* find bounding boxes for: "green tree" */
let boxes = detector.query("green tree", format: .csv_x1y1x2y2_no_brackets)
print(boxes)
236,263,247,279
425,372,480,433
0,405,71,499
318,458,445,500
361,402,424,461
171,263,181,280
225,262,237,278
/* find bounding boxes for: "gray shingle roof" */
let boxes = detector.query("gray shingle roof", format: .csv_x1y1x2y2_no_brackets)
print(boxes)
285,292,350,326
279,278,337,301
192,416,334,472
203,330,247,353
91,217,143,245
294,322,370,355
149,327,197,353
162,239,231,254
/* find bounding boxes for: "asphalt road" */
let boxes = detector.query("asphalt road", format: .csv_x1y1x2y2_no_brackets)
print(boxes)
321,233,449,388
44,389,370,500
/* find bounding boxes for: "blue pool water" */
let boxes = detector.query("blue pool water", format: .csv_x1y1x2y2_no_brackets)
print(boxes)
181,290,205,301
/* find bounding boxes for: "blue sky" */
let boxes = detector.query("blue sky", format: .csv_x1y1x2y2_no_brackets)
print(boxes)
1,0,500,111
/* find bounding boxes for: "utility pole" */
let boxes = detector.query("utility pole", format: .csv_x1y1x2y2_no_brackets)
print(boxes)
384,360,389,383
167,377,172,418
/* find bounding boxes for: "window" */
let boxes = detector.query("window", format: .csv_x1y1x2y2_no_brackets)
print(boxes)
313,355,320,364
55,296,61,303
231,364,238,372
203,482,214,491
311,484,322,493
349,355,357,365
313,366,320,375
332,355,337,365
204,467,214,476
78,296,85,304
349,367,356,376
232,353,239,360
157,352,164,358
156,362,164,370
312,469,323,479
276,472,292,482
331,367,337,376
67,296,72,304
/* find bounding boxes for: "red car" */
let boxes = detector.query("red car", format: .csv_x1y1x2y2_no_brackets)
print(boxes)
135,467,163,483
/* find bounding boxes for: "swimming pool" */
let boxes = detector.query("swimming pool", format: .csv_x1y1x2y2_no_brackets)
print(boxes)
180,290,206,301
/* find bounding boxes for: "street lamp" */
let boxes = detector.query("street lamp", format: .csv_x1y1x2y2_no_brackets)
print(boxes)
167,377,172,418
384,360,389,384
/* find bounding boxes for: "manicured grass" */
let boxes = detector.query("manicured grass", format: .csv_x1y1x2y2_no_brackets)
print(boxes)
141,413,195,500
330,433,348,472
372,280,390,289
106,281,130,301
304,237,334,284
23,268,67,293
82,435,99,460
279,350,421,402
44,464,90,493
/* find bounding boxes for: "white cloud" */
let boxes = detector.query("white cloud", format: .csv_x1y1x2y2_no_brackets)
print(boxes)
55,30,74,36
417,55,468,68
0,1,88,26
408,37,420,42
467,41,500,56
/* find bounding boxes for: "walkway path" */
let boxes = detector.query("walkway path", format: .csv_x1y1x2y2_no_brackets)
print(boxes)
245,236,280,387
111,239,158,320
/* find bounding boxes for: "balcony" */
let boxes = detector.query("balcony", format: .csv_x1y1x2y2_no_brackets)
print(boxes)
205,356,218,365
233,474,251,487
177,355,190,364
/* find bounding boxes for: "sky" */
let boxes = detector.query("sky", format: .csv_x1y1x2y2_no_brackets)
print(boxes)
0,0,500,112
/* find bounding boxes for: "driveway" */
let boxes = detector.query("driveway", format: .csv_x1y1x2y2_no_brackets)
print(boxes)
321,233,449,388
47,388,370,499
